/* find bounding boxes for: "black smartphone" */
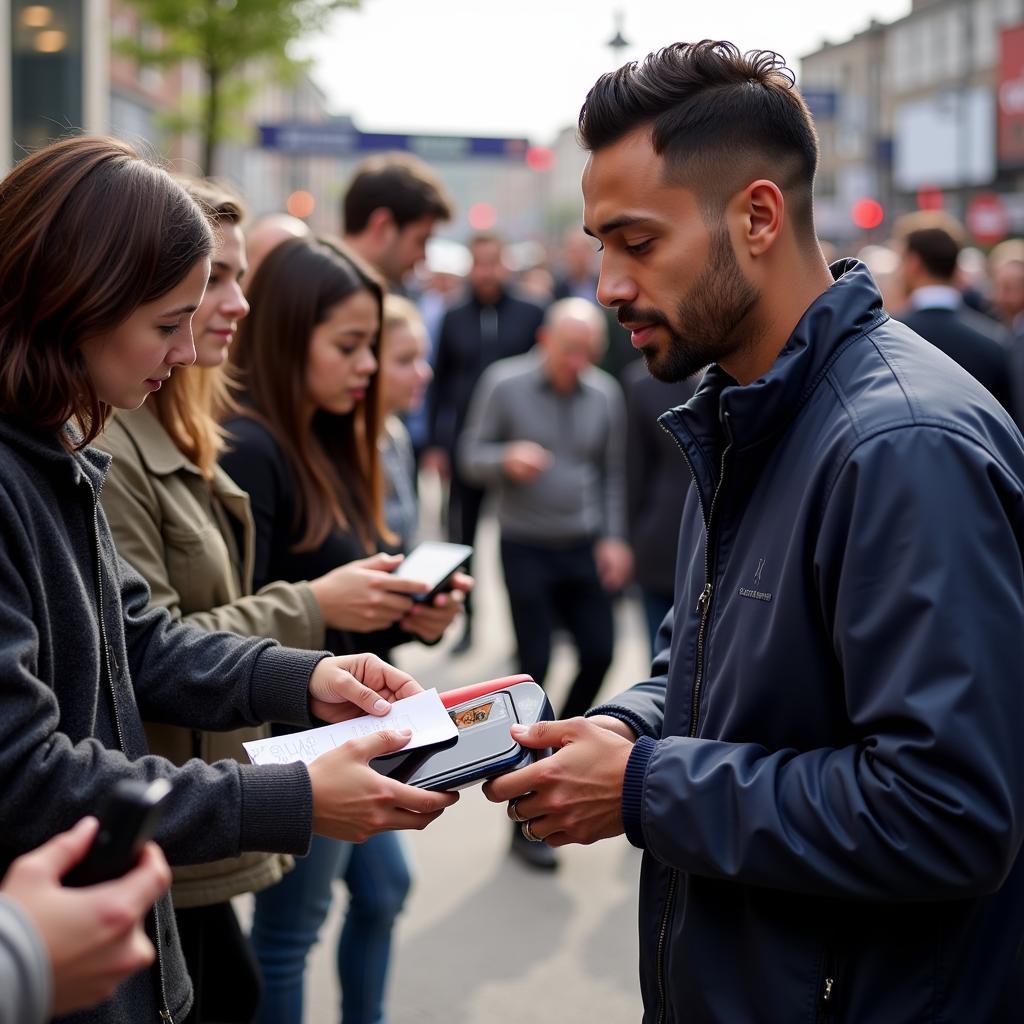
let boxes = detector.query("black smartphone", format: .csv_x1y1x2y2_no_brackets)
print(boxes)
391,541,473,603
64,778,172,887
370,680,553,791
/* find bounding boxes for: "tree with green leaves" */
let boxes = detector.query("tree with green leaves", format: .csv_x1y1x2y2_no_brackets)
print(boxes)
118,0,359,174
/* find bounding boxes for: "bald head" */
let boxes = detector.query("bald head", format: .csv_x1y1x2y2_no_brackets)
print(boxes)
540,298,608,392
244,214,312,289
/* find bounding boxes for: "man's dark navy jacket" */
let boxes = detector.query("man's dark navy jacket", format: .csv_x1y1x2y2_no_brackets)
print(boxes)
593,261,1024,1022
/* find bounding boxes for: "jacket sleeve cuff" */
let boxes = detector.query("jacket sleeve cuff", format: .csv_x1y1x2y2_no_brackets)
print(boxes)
622,735,657,849
293,582,326,648
249,645,329,727
586,704,658,740
237,762,314,856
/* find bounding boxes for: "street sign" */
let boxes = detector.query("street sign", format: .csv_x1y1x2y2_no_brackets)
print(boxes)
258,122,531,162
966,193,1010,246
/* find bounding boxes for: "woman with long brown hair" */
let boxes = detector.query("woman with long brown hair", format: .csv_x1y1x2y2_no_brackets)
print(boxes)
0,136,457,1024
221,235,469,1024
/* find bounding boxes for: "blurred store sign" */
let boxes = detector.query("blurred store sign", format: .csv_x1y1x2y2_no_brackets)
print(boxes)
966,193,1009,247
894,88,995,190
258,121,532,162
998,25,1024,169
802,89,838,121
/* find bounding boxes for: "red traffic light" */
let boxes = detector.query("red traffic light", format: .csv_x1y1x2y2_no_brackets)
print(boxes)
851,198,884,231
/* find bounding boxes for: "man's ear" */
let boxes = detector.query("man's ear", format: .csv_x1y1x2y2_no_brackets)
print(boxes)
733,179,784,259
367,207,397,240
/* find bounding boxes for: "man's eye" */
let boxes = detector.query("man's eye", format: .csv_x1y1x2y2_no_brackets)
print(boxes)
159,324,180,337
625,240,652,255
594,242,605,253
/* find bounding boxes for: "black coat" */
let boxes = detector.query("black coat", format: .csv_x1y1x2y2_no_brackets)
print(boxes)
623,360,698,596
427,289,545,455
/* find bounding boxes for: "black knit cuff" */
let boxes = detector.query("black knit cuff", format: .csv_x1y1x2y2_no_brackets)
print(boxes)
250,646,329,726
237,761,313,856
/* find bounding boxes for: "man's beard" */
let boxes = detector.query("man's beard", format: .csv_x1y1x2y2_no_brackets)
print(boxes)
620,228,760,383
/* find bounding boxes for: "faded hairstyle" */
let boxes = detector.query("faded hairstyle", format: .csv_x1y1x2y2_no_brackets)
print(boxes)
0,135,213,447
578,41,819,237
227,236,388,552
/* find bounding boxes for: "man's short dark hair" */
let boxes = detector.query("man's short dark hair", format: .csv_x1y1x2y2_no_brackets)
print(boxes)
578,40,819,236
342,152,453,234
895,212,964,282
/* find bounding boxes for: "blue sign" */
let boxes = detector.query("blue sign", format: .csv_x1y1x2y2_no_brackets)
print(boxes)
801,89,838,121
258,122,531,162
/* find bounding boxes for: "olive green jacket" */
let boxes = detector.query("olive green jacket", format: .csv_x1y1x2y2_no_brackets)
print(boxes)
96,407,326,908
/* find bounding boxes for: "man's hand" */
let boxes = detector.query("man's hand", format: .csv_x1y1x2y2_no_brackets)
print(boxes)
0,817,171,1015
482,718,635,847
308,729,459,842
309,653,423,723
503,441,553,483
594,538,633,592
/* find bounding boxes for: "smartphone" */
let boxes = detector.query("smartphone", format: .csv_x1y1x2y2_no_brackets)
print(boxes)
64,778,172,887
391,541,472,603
370,680,553,791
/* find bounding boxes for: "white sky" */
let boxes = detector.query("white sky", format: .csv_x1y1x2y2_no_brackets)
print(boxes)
303,0,912,144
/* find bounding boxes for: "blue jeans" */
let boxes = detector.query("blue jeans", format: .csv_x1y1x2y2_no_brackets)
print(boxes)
251,832,412,1024
642,590,674,658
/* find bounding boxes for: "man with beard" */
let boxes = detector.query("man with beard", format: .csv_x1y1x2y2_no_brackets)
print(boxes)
485,40,1024,1022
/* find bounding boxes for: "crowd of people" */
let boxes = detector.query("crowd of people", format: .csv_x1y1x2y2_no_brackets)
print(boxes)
2,35,1024,1024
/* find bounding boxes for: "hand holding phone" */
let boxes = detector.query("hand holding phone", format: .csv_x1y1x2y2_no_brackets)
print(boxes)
63,778,172,888
390,542,473,603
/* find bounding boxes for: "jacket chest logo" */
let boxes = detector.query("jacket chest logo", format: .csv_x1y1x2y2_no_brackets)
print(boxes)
739,557,773,603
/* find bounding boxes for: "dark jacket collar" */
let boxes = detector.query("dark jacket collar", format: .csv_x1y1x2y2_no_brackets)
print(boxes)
0,415,110,490
660,260,887,495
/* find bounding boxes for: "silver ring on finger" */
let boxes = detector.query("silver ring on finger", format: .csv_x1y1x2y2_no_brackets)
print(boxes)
509,797,528,824
521,819,542,843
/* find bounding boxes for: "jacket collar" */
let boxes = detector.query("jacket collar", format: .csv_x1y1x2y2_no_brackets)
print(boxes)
659,260,887,495
114,406,199,477
0,415,110,491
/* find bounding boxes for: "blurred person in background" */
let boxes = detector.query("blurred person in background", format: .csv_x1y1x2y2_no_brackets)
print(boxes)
990,240,1024,428
623,357,699,653
893,212,1012,414
424,233,545,653
379,295,434,550
857,243,906,313
459,298,630,868
958,246,998,320
342,152,453,293
242,213,311,291
555,227,639,380
221,236,468,1024
1,818,171,1024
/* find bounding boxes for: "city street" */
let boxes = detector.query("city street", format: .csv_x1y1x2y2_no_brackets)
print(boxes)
240,486,650,1023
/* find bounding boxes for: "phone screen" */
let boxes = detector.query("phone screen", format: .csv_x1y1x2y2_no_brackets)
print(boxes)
392,542,472,590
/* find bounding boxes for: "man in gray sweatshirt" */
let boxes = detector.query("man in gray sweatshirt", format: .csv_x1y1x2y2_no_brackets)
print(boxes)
459,299,632,868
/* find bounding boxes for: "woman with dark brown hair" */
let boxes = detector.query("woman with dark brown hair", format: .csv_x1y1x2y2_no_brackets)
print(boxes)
0,137,458,1024
221,235,470,1024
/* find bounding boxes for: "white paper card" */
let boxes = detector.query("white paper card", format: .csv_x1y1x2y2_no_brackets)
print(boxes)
242,688,457,767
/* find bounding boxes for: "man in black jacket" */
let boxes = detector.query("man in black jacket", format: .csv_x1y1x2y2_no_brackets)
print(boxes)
486,41,1024,1023
424,233,545,651
894,211,1014,413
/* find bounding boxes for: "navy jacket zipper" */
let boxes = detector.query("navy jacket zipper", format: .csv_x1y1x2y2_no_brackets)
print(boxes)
654,417,732,1024
85,476,173,1023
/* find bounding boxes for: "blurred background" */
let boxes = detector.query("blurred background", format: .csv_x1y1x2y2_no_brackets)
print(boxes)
7,0,1024,252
